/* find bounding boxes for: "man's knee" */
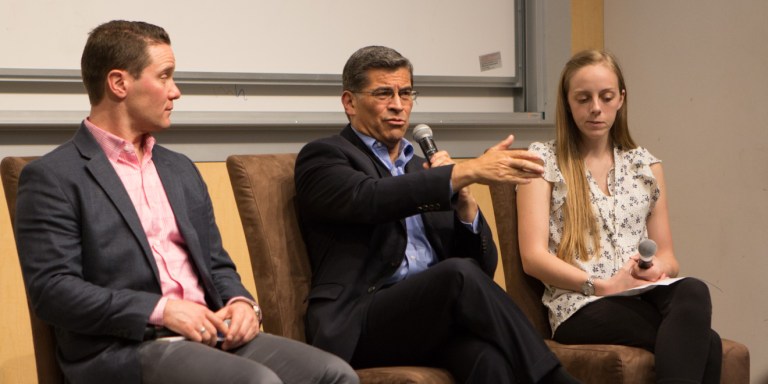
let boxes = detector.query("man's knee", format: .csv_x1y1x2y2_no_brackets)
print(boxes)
432,258,489,284
233,365,284,384
322,355,360,384
425,258,506,305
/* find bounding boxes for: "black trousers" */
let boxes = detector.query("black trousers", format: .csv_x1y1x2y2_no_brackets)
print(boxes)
350,258,561,384
554,278,722,384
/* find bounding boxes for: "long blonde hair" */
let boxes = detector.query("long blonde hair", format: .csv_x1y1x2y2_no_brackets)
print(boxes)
555,50,636,263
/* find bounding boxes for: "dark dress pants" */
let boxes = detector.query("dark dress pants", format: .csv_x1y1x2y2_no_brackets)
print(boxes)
350,258,561,384
554,278,722,384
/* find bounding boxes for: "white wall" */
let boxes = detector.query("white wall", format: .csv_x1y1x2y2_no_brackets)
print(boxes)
0,0,518,78
605,1,768,382
0,1,572,161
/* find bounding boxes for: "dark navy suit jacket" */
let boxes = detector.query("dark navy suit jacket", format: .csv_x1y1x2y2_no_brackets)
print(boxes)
294,125,497,362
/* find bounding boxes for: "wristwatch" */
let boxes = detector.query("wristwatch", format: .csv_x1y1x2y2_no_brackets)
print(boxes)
253,304,263,323
581,276,595,296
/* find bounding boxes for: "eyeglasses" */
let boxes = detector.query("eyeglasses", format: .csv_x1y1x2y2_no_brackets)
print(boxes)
352,88,419,102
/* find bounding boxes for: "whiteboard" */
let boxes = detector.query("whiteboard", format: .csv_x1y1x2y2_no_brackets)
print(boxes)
0,0,517,78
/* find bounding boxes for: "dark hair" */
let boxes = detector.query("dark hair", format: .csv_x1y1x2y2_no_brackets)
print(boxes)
342,46,414,92
81,20,171,105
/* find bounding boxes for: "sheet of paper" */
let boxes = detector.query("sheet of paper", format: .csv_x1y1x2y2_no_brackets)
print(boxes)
605,277,687,297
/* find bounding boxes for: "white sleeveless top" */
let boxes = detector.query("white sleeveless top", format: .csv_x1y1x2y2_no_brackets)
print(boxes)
527,140,661,333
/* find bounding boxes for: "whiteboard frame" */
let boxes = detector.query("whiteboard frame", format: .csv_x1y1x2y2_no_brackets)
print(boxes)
0,0,546,128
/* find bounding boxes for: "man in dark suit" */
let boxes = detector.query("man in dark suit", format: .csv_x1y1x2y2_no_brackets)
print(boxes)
14,20,357,384
295,46,580,384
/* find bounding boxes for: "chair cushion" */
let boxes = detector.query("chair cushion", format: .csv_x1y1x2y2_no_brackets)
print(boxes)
547,338,749,384
546,340,655,384
722,338,750,384
356,366,454,384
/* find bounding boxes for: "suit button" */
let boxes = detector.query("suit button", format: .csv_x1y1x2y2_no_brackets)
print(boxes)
367,286,376,293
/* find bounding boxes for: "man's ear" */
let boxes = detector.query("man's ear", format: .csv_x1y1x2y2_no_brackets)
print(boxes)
341,91,356,117
106,69,129,100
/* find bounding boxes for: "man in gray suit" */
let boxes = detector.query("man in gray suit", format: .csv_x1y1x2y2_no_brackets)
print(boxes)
14,20,358,384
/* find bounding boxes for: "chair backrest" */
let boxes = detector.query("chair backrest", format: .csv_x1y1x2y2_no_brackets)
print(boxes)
488,182,552,339
1,156,66,384
226,154,310,342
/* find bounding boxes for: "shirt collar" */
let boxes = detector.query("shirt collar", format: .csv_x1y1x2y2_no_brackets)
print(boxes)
350,125,414,170
84,118,156,164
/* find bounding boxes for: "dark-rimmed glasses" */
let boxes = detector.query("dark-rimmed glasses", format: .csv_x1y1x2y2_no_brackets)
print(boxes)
352,88,419,102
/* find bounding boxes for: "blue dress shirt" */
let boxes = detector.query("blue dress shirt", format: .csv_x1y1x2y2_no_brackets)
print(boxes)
351,127,478,284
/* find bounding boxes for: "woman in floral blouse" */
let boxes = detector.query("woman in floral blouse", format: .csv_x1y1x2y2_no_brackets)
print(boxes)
517,50,722,383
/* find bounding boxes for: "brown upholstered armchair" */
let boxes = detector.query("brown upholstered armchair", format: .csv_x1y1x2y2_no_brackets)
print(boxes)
2,156,67,384
488,181,750,384
226,153,454,384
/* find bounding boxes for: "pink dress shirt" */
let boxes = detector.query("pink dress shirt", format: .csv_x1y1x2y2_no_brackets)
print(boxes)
85,120,205,325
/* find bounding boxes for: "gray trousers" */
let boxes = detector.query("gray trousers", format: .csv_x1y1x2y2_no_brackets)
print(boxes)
139,333,359,384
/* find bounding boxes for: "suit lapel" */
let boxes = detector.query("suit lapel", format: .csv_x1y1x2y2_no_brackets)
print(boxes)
74,125,161,283
340,125,409,260
340,125,391,179
153,154,189,236
153,153,217,300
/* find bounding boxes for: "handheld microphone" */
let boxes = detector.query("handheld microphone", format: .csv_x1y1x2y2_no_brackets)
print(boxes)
637,239,657,269
412,124,438,161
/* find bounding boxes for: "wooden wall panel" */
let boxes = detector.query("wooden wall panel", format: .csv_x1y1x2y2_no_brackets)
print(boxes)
195,163,257,296
0,180,36,384
571,0,604,53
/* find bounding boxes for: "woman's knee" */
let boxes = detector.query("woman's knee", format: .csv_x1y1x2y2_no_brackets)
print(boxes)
674,278,712,310
709,329,722,356
678,278,710,297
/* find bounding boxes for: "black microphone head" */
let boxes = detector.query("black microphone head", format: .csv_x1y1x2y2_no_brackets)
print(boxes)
412,124,433,141
638,239,657,258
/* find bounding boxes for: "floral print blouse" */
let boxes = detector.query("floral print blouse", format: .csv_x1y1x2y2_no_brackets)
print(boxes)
527,141,661,334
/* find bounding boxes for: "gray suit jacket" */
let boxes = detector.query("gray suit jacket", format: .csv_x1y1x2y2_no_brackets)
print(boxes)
14,124,252,383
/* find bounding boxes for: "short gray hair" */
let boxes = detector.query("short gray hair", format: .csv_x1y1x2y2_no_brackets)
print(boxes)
342,46,413,92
